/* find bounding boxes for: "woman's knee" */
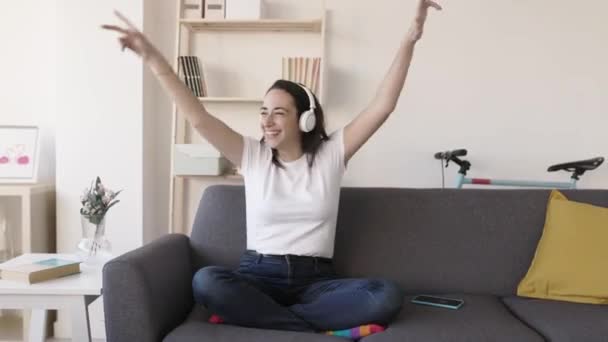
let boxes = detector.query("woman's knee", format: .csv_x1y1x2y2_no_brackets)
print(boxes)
192,266,231,304
365,279,405,323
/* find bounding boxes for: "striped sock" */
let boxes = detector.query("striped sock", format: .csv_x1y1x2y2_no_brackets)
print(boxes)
208,314,224,324
325,324,385,339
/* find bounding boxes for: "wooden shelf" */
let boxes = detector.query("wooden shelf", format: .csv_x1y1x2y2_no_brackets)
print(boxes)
198,97,263,104
180,18,323,32
176,174,243,180
170,3,327,235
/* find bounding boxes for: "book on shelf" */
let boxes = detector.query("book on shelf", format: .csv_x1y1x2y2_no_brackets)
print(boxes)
178,56,193,94
0,257,80,284
191,56,208,96
178,56,207,97
282,56,321,95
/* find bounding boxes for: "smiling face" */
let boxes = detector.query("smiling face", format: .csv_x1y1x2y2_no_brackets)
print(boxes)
260,88,302,151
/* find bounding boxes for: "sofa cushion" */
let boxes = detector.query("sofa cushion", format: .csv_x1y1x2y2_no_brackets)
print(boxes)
163,305,346,342
361,294,544,342
517,190,608,304
503,296,608,342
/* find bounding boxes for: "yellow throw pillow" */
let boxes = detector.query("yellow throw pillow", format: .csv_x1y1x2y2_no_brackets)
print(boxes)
517,190,608,304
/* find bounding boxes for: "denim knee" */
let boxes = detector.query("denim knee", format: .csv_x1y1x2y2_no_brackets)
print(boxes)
192,266,229,305
366,279,405,324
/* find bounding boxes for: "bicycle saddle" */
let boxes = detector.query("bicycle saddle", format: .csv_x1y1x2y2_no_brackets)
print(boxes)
547,157,604,172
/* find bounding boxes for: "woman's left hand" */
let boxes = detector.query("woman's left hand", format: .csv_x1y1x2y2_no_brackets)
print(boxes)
407,0,442,43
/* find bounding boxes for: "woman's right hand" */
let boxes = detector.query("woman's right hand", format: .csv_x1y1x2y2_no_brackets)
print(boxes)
102,13,243,169
102,11,164,67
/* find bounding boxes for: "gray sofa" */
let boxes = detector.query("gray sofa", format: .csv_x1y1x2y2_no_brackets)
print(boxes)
103,185,608,341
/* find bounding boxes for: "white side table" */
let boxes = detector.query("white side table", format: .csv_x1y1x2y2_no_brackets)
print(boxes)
0,253,102,342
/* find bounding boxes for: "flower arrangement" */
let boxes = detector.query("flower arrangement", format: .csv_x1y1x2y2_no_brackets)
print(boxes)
80,177,121,224
79,177,121,255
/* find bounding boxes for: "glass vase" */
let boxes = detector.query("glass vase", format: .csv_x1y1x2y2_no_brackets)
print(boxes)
77,215,112,266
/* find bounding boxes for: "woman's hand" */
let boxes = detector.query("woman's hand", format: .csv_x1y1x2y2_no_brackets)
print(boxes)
102,11,162,65
407,0,442,43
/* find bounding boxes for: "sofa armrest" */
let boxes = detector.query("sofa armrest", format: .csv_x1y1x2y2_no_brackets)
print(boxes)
103,233,194,342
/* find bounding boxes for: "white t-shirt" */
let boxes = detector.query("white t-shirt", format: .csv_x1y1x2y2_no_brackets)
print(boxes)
240,128,346,258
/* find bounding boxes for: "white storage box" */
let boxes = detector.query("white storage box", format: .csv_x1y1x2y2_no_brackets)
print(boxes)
205,0,226,19
183,0,204,19
225,0,266,19
173,144,231,176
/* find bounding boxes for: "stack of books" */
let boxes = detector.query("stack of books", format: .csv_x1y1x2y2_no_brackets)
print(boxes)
0,256,80,284
179,56,207,97
282,57,322,94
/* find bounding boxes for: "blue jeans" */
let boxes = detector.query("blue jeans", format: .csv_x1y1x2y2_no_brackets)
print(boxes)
192,250,404,332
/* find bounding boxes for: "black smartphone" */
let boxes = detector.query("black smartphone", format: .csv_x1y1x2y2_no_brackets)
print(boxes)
411,295,464,309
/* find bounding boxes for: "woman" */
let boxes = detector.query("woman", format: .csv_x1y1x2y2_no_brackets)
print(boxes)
103,0,441,338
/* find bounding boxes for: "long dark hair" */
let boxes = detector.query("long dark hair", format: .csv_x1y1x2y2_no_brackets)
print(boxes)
262,79,329,169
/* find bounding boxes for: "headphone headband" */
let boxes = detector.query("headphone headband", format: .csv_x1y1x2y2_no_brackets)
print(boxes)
294,82,317,133
297,83,316,110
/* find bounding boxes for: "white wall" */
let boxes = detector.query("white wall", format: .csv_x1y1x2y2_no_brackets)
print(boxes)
56,0,144,275
0,2,56,184
55,1,144,338
325,0,608,188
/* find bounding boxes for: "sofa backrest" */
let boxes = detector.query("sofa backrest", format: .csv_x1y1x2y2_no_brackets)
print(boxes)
190,185,608,296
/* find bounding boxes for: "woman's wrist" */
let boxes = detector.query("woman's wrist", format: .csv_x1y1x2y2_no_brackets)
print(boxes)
402,34,418,47
146,50,172,76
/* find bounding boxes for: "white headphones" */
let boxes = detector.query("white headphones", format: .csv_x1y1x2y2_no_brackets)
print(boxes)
297,83,317,133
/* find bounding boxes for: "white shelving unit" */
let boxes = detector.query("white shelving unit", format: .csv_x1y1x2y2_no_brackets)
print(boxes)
198,97,263,104
168,0,327,234
180,18,323,32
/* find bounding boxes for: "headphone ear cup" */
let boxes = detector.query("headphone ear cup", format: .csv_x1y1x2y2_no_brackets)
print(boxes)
299,110,316,133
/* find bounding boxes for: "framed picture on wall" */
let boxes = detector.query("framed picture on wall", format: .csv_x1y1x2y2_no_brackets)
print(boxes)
0,126,40,184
